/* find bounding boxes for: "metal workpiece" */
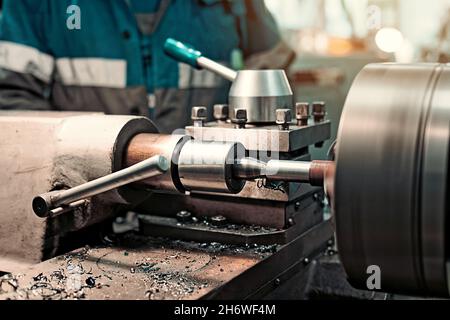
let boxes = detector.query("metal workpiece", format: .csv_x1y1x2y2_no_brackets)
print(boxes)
229,70,294,124
265,160,312,182
125,133,192,192
33,155,169,218
233,158,310,182
334,63,450,297
233,157,267,180
233,157,332,186
309,160,334,187
177,140,246,194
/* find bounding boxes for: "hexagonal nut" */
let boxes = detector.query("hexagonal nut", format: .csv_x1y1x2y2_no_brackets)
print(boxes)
213,104,229,121
276,109,292,125
295,102,310,119
191,106,208,121
234,108,248,123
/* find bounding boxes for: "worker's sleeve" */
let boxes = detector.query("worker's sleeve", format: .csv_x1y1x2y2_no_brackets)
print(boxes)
242,0,281,55
0,0,54,110
241,0,296,70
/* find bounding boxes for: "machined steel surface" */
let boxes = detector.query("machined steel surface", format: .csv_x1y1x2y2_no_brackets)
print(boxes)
334,63,450,297
186,121,331,153
33,155,169,218
265,160,312,182
233,158,267,180
229,70,293,124
233,158,316,183
178,140,246,194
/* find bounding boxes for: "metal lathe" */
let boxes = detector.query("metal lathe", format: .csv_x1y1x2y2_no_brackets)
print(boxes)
0,39,449,300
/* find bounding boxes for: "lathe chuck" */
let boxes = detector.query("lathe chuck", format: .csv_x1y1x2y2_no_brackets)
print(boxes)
334,64,450,297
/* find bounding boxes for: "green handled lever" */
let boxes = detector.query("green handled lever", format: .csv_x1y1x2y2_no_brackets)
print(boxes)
163,38,237,81
164,38,202,69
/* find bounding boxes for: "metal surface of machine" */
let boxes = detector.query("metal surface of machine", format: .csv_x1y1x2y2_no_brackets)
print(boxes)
0,109,334,300
334,64,450,297
156,39,331,241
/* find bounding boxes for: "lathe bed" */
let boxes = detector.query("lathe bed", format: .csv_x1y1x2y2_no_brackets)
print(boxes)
0,221,333,300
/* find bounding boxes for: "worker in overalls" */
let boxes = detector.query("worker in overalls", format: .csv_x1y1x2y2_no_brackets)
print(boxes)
0,0,294,133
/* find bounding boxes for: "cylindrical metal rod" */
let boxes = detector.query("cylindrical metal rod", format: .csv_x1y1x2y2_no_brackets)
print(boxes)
197,56,238,82
33,155,169,217
233,158,333,187
265,160,312,182
233,157,266,179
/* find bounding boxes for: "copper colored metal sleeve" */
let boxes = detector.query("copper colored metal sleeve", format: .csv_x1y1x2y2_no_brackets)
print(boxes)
309,161,334,187
124,133,190,191
125,134,175,167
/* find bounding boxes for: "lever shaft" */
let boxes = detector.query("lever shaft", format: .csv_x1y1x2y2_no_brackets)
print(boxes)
33,155,169,217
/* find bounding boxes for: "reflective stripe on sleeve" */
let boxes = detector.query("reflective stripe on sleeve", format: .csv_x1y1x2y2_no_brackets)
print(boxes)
56,58,127,88
0,41,55,82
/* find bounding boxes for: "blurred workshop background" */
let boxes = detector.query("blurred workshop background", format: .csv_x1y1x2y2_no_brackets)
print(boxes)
265,0,450,158
0,0,449,159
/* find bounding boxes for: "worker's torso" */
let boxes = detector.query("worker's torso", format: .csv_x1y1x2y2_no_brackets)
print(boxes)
43,0,244,131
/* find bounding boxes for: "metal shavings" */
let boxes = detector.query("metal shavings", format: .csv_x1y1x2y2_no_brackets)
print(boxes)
143,271,206,300
8,279,19,290
2,251,103,300
0,274,19,293
136,262,159,273
33,273,47,282
255,244,278,254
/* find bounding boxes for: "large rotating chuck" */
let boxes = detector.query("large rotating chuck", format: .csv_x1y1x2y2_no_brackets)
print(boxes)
334,64,450,297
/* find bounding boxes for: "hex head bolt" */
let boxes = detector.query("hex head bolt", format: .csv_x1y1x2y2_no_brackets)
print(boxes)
312,102,326,123
213,104,229,122
295,102,310,126
276,109,292,131
191,106,208,127
233,108,248,129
